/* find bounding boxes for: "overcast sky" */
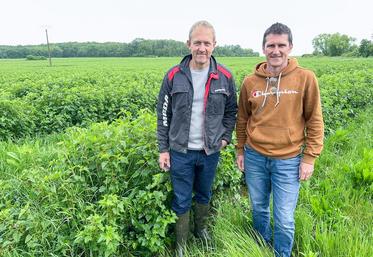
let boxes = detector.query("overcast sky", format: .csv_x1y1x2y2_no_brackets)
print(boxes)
1,0,372,55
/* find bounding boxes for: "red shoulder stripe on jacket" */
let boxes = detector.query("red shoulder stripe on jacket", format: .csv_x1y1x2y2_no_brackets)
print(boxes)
168,66,180,81
217,65,232,79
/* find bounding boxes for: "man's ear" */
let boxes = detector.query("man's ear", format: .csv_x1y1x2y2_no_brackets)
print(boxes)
186,40,191,48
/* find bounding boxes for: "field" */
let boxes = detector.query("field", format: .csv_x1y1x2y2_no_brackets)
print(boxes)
0,57,372,257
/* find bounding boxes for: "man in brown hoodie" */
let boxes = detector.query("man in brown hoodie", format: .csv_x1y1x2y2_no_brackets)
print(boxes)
236,23,324,257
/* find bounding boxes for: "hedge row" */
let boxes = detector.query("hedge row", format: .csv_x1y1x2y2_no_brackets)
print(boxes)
0,110,241,256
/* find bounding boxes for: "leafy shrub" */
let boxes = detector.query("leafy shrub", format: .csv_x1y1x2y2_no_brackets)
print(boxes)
0,111,177,256
62,111,176,255
214,139,243,195
0,109,242,256
319,70,373,135
0,99,36,140
26,55,47,60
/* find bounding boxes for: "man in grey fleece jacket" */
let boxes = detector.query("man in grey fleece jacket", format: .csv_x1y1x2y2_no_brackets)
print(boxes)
156,20,237,256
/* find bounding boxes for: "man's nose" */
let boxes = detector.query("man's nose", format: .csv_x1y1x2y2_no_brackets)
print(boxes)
272,46,280,54
198,44,207,51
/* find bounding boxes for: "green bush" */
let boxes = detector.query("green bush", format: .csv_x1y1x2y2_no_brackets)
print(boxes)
0,99,36,140
0,112,177,256
319,70,373,134
0,109,242,256
26,55,47,61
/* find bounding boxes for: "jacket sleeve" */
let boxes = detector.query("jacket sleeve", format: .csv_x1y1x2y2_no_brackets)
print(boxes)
157,74,172,153
302,72,324,164
222,76,238,144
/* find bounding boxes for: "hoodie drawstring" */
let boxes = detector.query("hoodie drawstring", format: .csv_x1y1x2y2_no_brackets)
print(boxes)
275,72,282,107
257,73,283,114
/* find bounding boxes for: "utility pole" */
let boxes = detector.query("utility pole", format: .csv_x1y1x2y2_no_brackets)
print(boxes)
45,29,52,66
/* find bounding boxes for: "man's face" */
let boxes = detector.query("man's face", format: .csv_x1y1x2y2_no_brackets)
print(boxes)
263,33,293,71
187,26,216,70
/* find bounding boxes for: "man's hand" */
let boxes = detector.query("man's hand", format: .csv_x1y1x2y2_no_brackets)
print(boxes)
236,154,244,172
299,162,314,181
221,139,228,150
159,152,170,171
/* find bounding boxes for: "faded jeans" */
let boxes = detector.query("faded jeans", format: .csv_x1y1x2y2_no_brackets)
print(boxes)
244,145,301,257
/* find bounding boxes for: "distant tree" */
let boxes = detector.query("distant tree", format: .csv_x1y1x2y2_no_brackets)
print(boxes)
358,39,373,57
26,55,47,60
0,40,257,58
312,33,356,56
214,45,259,57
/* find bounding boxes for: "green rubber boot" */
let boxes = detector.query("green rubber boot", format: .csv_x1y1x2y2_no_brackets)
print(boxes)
193,203,211,241
175,211,190,257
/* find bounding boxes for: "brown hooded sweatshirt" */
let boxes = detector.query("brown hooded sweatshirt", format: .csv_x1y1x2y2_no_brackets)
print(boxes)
236,58,324,164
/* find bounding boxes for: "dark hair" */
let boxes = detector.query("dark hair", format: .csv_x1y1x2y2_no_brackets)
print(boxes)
262,23,293,47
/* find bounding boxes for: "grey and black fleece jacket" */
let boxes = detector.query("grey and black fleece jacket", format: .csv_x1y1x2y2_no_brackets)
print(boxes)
157,54,237,155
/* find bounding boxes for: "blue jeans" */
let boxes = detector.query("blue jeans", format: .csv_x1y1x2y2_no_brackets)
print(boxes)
170,149,220,215
244,145,300,257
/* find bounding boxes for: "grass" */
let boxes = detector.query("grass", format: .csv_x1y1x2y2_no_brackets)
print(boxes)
165,107,373,257
0,57,371,256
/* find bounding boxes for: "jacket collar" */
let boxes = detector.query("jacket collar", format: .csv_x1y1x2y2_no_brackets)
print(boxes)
179,54,218,75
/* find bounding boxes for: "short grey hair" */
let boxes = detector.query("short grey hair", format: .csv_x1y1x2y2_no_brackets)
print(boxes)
188,20,216,41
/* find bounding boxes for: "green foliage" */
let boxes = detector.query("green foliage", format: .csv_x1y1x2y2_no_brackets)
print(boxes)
318,70,373,134
0,68,163,139
293,109,373,257
25,55,47,60
1,57,372,140
341,47,360,57
214,45,259,57
0,57,372,256
351,148,373,193
358,39,373,57
181,109,372,257
0,99,35,140
214,142,243,194
162,196,273,257
312,33,356,56
63,112,176,255
0,112,177,256
0,41,257,58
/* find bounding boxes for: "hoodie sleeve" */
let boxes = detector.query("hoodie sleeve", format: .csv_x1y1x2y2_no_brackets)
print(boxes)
157,74,172,153
302,72,324,164
235,78,252,155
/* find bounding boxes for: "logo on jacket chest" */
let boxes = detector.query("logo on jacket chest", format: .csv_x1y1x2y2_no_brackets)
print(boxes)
214,88,226,93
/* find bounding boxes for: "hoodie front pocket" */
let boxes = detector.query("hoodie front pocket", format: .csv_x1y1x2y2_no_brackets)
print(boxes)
250,126,293,146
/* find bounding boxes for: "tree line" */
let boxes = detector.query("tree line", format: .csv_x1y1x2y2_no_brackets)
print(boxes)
0,38,259,59
1,34,371,59
311,33,373,57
